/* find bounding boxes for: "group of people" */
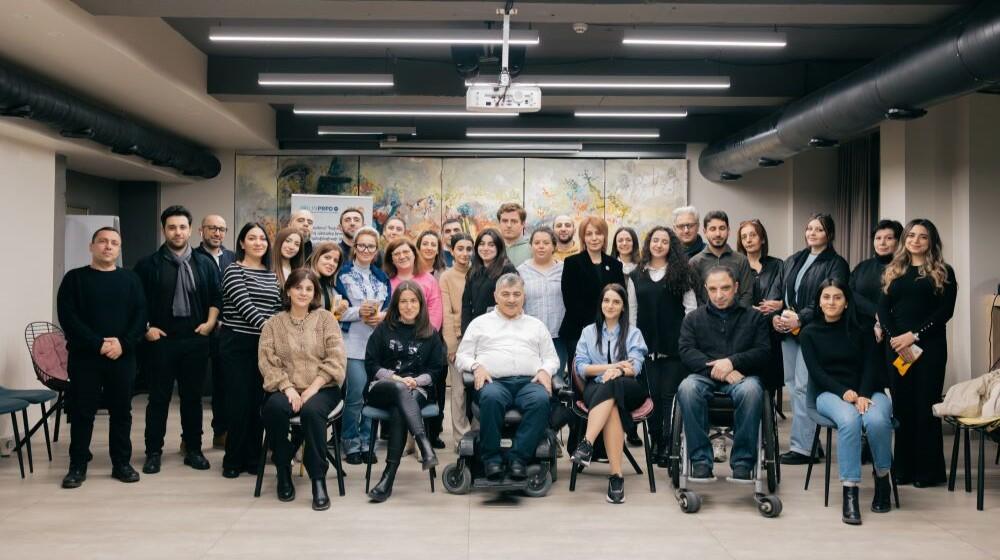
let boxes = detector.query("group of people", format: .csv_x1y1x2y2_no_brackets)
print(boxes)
55,198,956,522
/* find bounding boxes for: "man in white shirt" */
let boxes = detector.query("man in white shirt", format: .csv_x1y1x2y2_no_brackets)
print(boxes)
455,273,559,481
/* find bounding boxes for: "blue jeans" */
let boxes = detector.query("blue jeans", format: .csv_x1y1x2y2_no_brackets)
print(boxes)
341,358,372,454
816,391,893,482
782,337,814,455
476,376,551,465
677,374,764,468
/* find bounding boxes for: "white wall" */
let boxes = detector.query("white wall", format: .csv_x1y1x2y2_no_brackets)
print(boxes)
0,135,57,438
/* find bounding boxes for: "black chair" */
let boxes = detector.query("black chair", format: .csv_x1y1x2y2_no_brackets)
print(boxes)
0,397,31,478
254,400,346,499
945,416,1000,511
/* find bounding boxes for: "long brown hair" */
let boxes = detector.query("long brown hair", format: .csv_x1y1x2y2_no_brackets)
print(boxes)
385,280,434,338
308,242,344,285
272,227,305,286
280,269,322,312
882,218,950,294
415,230,446,275
637,226,694,296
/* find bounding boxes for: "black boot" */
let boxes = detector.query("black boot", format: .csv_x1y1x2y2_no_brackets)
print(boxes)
649,432,665,466
415,434,439,471
872,473,892,513
369,461,399,503
656,432,672,468
842,486,862,525
311,478,330,511
276,465,295,502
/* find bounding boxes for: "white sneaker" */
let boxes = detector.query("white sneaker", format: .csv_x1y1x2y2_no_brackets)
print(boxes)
712,437,728,463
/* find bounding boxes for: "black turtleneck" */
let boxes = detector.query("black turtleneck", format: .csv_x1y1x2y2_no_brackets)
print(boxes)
800,316,883,399
849,253,892,325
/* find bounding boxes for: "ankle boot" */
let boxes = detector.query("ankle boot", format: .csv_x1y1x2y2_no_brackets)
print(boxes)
649,432,664,465
415,434,439,470
656,433,672,468
311,478,330,511
368,461,399,503
276,465,295,502
872,473,892,513
842,486,862,525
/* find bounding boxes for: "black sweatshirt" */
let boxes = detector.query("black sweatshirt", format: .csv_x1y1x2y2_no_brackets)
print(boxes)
849,254,891,325
364,322,447,395
878,264,957,341
800,317,884,399
678,303,771,379
56,266,147,358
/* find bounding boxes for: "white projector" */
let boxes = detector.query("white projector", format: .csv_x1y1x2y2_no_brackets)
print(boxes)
466,84,542,113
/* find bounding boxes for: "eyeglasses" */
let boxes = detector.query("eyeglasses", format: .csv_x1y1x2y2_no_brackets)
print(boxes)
204,226,228,233
355,244,377,252
675,223,698,231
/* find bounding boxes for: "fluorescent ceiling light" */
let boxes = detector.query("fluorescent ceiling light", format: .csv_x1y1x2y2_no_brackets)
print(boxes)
319,126,416,136
210,26,539,45
294,106,517,117
623,29,787,48
380,141,582,150
259,73,393,87
464,75,729,90
467,128,660,139
574,110,688,118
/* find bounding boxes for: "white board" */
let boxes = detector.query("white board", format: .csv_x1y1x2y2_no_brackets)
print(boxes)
291,194,373,243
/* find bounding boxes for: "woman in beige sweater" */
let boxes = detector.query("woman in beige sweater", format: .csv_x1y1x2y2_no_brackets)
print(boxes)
439,232,474,445
259,269,346,511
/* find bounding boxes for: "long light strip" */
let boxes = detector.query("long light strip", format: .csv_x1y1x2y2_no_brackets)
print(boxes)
574,110,688,118
210,26,539,45
259,73,393,87
464,75,729,90
319,126,416,136
623,29,786,48
467,128,660,139
380,141,583,150
295,106,517,117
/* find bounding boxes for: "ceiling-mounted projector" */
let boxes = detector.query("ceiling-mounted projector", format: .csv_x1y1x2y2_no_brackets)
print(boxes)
465,6,541,113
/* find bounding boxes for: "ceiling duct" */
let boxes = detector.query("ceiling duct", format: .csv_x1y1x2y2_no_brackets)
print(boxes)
698,0,1000,182
0,63,221,178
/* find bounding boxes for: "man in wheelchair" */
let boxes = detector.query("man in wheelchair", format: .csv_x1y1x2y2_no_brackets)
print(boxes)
454,273,561,482
677,266,770,483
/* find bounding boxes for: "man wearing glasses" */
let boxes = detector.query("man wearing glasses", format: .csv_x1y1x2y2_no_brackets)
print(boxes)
194,214,236,450
672,206,706,260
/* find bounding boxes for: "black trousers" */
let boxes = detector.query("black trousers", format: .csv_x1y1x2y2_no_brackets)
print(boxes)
144,335,210,455
67,353,136,467
890,336,948,485
645,356,686,442
367,380,428,464
426,363,447,441
209,330,227,436
262,387,341,479
221,329,265,471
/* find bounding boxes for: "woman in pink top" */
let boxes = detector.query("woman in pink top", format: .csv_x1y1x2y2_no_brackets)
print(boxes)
383,238,444,330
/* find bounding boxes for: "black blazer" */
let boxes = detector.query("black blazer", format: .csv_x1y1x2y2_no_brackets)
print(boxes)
559,252,625,342
781,246,850,328
133,245,222,329
752,256,785,315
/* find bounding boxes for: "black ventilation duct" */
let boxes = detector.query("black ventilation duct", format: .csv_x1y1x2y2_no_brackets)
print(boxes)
698,1,1000,182
0,63,221,178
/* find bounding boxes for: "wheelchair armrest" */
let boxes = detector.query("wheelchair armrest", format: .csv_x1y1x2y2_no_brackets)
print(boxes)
551,372,566,394
462,371,475,389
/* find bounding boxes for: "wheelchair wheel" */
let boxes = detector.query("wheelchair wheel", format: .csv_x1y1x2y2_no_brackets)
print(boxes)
761,391,778,493
524,469,553,498
668,400,683,489
757,494,782,518
678,490,701,514
442,463,472,495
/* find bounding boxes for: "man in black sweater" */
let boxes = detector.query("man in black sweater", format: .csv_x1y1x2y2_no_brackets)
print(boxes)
57,227,147,488
134,206,221,474
677,266,770,482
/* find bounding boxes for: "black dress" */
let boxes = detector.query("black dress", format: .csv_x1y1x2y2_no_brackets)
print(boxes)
559,252,625,355
750,256,785,391
878,264,957,485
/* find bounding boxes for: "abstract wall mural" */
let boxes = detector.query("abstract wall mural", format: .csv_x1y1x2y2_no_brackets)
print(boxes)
441,158,524,239
523,158,605,232
359,156,442,236
235,155,686,242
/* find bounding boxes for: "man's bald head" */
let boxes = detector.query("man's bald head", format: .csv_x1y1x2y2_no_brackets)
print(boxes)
200,214,227,249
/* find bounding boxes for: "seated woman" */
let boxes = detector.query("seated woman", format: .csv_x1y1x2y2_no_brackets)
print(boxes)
800,278,893,526
364,280,446,502
570,283,648,504
258,269,346,511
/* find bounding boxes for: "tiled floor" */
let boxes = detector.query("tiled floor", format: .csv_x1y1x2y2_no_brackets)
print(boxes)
1,394,998,559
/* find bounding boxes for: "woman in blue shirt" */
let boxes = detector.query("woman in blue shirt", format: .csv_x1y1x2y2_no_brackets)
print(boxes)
570,283,648,504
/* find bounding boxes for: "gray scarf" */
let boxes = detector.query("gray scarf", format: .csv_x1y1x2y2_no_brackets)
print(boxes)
167,244,196,318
